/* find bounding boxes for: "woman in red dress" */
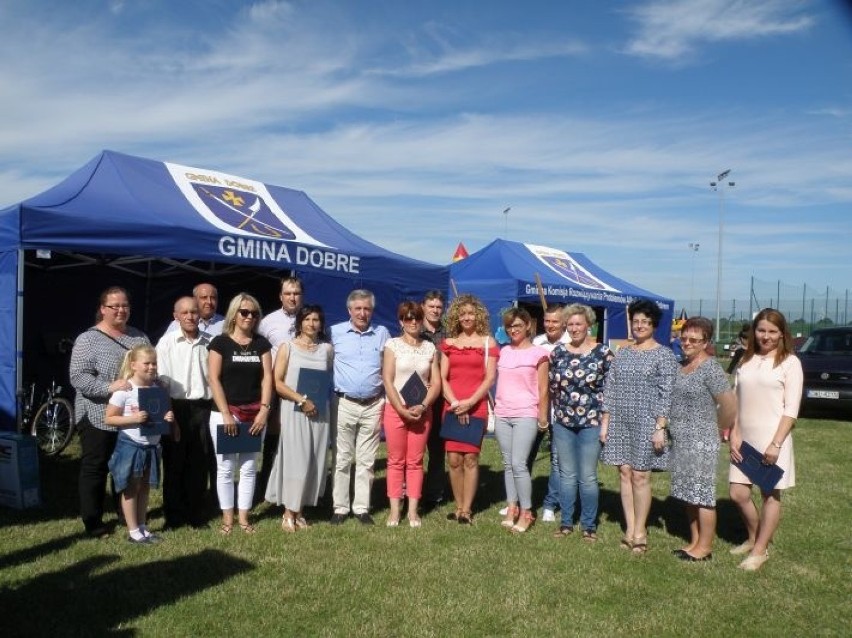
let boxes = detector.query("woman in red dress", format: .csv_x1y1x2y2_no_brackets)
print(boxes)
439,294,498,524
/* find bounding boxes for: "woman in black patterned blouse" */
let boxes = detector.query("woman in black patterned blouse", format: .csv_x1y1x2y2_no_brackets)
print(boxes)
70,286,150,538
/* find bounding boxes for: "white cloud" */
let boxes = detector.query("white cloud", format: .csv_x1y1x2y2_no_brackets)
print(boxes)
624,0,815,61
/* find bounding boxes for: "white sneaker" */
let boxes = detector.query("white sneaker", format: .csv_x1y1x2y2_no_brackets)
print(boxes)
498,506,508,516
542,509,556,522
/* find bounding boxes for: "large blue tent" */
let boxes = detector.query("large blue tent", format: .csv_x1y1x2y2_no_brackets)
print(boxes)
450,239,674,343
0,150,447,429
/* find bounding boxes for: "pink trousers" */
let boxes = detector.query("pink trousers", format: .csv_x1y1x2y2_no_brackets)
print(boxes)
383,404,431,500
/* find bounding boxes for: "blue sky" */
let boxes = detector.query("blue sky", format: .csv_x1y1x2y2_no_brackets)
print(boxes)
2,0,851,315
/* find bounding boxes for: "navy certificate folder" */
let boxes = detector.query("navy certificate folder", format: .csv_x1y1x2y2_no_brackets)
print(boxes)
216,421,263,454
137,386,171,435
439,412,485,446
734,440,785,493
294,368,331,420
399,372,428,407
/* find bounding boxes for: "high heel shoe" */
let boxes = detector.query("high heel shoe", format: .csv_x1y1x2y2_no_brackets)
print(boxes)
501,504,519,528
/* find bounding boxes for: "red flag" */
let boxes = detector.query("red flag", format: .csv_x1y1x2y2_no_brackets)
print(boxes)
452,242,469,262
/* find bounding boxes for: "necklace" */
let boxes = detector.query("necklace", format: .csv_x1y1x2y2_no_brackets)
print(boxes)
295,336,319,351
232,334,252,353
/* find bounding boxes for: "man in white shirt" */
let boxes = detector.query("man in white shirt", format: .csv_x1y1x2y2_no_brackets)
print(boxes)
256,276,304,503
531,304,569,522
157,296,213,529
165,283,224,337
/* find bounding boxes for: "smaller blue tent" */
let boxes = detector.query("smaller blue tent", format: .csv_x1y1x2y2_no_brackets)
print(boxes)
0,150,448,429
450,239,674,343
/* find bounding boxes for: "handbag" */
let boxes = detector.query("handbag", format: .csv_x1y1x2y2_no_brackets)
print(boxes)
484,337,496,434
228,402,261,422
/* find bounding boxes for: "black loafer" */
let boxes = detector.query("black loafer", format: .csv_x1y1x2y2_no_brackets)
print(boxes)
354,513,375,526
329,513,348,526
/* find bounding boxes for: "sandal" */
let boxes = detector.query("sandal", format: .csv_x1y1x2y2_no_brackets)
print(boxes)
281,516,296,533
553,526,574,538
457,511,473,525
294,517,309,530
619,536,633,550
219,523,233,536
511,510,535,533
239,523,257,535
631,536,648,554
446,510,462,522
582,529,598,543
501,504,520,528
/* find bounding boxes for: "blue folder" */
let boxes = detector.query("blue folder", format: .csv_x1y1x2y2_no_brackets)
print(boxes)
294,368,331,420
734,440,785,493
399,372,428,407
216,421,262,454
137,386,171,436
439,412,485,446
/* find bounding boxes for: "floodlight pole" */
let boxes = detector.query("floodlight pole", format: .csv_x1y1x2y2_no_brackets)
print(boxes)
710,171,734,343
688,242,699,317
503,206,511,238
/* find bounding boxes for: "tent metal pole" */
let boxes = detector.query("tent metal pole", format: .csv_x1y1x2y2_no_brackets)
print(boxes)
16,249,24,396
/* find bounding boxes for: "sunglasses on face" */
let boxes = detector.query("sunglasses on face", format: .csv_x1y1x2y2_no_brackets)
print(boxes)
238,309,260,318
681,336,706,345
402,315,421,322
103,304,130,311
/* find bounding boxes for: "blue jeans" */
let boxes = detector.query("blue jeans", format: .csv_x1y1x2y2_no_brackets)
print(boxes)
528,428,561,511
552,425,601,530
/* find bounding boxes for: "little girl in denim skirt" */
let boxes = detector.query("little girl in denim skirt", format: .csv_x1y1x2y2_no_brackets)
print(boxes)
105,344,176,544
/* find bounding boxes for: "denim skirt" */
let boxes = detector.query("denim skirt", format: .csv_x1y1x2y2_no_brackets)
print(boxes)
108,437,161,493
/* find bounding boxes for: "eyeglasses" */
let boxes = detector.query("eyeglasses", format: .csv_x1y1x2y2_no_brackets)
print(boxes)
103,304,130,311
238,309,260,318
631,319,653,327
681,336,706,345
507,323,526,332
402,315,420,322
282,292,302,296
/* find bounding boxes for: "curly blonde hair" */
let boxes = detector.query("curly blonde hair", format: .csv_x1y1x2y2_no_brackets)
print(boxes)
445,294,490,337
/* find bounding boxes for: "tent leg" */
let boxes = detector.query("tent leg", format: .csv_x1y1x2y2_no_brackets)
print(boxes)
16,249,24,396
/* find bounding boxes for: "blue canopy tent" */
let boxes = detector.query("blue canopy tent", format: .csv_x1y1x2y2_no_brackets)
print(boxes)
0,150,447,429
450,239,674,344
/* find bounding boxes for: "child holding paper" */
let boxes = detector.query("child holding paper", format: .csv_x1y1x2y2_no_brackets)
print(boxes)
105,344,176,544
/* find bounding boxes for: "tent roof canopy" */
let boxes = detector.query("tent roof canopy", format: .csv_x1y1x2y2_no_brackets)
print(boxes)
7,149,444,284
451,239,672,311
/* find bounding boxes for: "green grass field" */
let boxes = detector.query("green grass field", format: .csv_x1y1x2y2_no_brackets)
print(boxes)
1,416,850,637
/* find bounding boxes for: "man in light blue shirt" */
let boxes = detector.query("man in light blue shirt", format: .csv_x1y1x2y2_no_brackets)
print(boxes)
329,289,389,525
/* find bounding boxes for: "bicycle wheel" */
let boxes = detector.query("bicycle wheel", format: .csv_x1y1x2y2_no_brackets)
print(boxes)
32,398,75,456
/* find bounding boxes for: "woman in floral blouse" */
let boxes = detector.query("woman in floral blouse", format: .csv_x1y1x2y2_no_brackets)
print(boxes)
548,304,613,541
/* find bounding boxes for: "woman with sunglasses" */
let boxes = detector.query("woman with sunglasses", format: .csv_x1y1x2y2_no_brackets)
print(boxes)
668,316,736,561
494,308,550,533
208,293,273,535
381,301,442,527
600,298,679,554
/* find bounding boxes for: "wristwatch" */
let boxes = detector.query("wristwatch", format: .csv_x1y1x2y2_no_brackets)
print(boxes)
297,395,309,407
261,403,272,410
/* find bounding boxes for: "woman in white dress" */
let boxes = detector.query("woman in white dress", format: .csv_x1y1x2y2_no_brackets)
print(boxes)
265,305,333,532
729,308,803,571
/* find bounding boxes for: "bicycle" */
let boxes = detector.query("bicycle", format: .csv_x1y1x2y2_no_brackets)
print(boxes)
18,380,75,456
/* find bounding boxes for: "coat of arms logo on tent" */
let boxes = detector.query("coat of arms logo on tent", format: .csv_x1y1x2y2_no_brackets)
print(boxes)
165,162,327,247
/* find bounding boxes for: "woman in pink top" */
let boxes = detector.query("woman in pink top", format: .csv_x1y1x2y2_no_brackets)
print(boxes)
494,309,550,533
729,308,803,571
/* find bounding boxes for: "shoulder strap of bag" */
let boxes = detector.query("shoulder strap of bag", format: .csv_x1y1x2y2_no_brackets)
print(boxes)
89,328,131,351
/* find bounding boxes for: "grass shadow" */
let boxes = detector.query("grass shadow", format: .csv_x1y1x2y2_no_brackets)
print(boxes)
2,549,254,636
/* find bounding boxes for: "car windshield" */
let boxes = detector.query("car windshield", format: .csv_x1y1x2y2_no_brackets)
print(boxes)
799,331,852,355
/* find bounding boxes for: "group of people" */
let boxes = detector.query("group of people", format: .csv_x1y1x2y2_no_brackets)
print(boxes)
68,282,803,571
